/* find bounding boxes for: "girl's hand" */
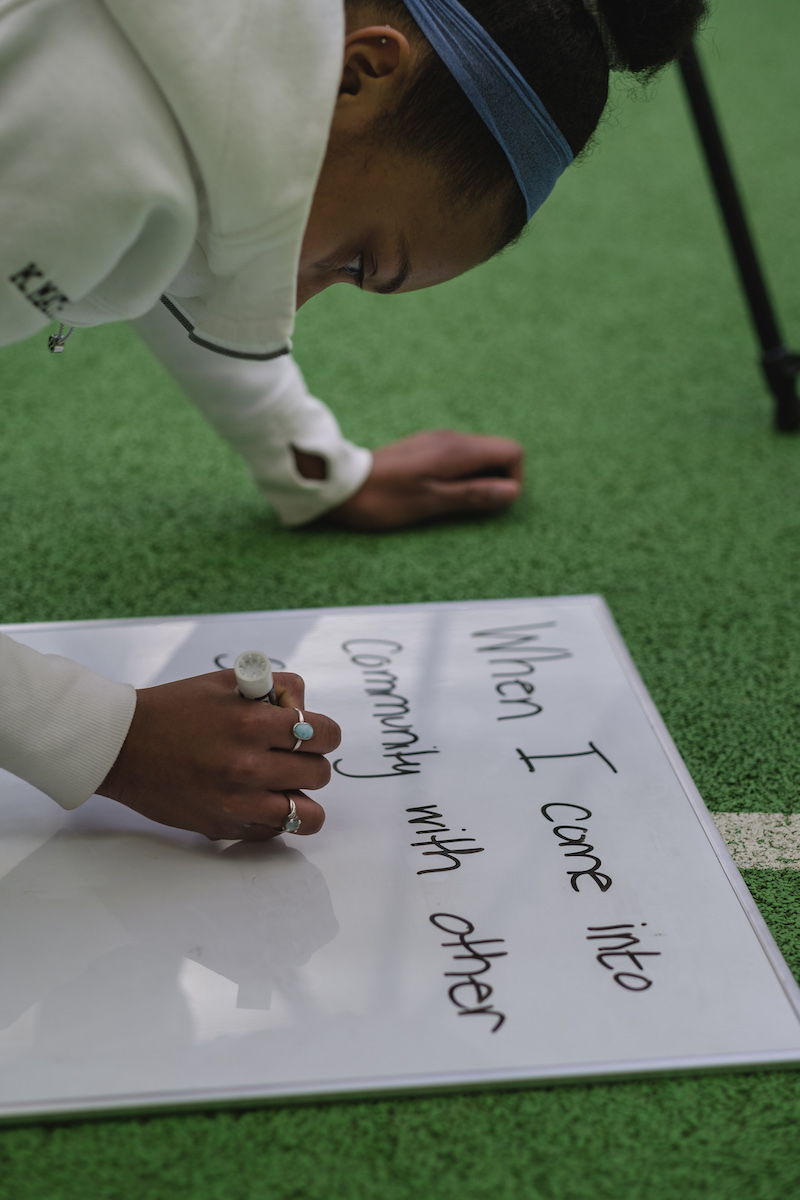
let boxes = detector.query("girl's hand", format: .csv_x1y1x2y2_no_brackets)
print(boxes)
98,671,341,841
327,430,524,530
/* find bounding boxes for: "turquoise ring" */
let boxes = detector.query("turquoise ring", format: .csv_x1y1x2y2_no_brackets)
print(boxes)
291,709,314,751
281,794,301,834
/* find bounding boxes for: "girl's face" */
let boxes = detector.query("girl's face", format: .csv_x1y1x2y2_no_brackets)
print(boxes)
296,19,502,309
297,137,499,309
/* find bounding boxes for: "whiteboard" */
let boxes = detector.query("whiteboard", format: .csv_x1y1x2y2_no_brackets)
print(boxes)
1,596,799,1122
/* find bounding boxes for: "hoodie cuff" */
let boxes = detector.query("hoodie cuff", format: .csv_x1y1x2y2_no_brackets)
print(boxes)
0,634,137,810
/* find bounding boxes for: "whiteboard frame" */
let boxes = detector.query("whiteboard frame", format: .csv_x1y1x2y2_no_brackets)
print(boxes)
1,595,799,1123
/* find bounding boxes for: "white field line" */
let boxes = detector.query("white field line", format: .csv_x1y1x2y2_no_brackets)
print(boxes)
711,813,800,870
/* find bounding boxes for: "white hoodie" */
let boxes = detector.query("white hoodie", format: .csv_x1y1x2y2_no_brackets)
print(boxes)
0,0,372,808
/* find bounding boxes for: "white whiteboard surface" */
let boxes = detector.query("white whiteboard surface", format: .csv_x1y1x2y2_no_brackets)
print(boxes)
1,596,799,1122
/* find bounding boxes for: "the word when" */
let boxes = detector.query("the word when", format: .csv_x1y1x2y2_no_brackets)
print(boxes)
430,912,507,1032
471,622,571,721
333,640,440,779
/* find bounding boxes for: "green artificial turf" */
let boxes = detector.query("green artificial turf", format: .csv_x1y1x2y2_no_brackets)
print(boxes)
1,0,799,1195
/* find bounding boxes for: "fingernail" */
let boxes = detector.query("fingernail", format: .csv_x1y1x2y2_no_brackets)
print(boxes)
489,480,518,502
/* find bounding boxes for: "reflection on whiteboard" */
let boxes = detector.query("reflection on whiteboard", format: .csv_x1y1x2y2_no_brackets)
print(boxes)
1,596,799,1121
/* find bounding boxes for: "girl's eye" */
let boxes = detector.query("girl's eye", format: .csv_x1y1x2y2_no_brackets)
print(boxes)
342,253,363,283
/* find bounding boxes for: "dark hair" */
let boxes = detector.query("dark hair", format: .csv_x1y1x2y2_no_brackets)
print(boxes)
349,0,708,252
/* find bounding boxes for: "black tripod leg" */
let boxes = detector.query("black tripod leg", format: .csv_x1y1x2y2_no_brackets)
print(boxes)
677,42,800,432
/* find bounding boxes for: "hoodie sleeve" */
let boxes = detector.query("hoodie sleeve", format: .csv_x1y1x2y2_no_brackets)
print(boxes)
0,0,199,351
0,634,136,810
130,302,372,527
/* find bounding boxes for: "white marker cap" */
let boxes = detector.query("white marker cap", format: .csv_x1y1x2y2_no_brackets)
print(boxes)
234,651,274,700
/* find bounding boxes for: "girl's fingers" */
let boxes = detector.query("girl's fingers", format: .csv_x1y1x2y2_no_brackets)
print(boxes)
241,702,341,756
101,670,336,843
272,671,306,712
426,475,521,516
275,707,341,755
264,748,332,792
231,790,325,841
276,790,325,836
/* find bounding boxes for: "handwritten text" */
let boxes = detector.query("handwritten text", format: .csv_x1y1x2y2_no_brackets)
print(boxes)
471,622,571,721
333,640,440,779
431,912,507,1032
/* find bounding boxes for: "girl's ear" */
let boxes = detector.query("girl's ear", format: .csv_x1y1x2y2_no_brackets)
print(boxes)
336,25,413,123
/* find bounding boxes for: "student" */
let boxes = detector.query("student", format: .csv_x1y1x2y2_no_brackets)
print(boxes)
0,0,707,842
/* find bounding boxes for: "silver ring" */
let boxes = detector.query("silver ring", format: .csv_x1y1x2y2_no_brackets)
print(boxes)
281,794,301,833
290,707,315,752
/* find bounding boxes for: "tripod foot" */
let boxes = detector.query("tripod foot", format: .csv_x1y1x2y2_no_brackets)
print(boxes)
762,347,800,433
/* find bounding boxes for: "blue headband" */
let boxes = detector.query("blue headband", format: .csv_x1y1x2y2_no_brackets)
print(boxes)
402,0,573,220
